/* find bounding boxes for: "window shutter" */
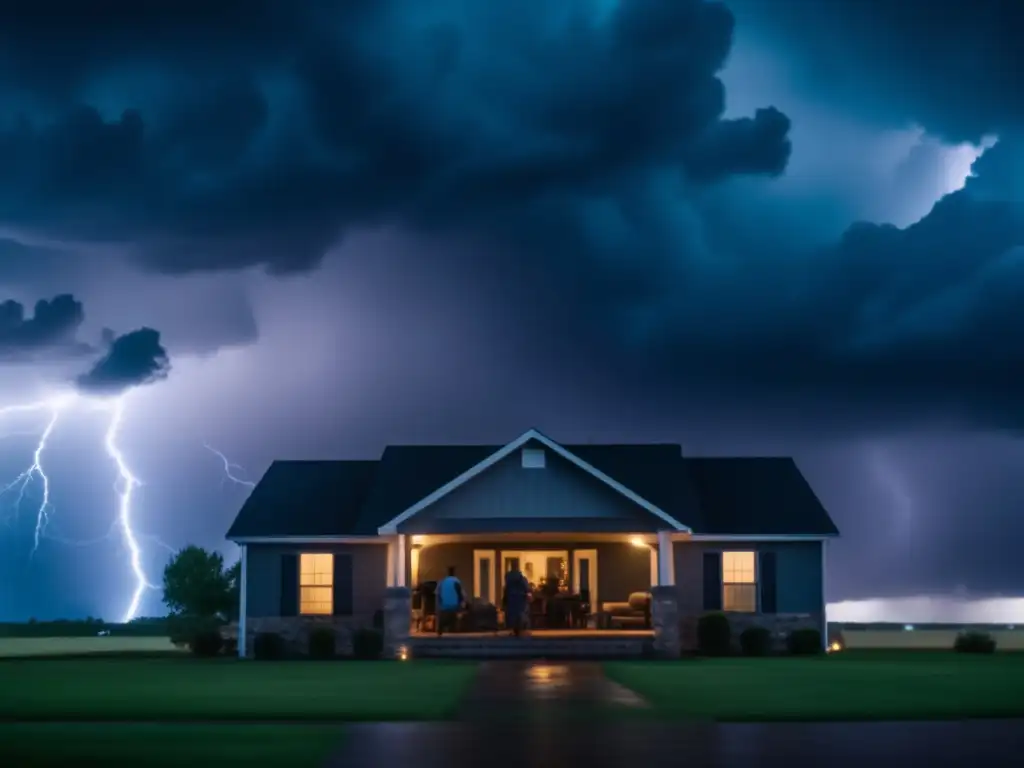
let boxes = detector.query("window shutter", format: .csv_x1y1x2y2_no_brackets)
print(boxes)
702,551,722,611
280,553,298,616
760,551,778,614
333,554,354,616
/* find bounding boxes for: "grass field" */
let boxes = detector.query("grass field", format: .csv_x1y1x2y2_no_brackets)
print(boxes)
840,629,1024,650
0,656,479,721
0,636,182,657
605,651,1024,721
0,724,343,767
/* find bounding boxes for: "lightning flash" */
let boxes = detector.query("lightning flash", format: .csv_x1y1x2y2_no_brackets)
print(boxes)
0,392,155,622
204,443,256,489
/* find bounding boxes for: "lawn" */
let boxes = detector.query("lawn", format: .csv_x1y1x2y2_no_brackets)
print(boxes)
0,724,343,767
0,636,182,657
0,657,479,721
605,651,1024,721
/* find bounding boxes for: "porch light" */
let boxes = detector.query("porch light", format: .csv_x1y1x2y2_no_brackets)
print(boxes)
398,645,409,661
828,641,842,653
629,536,648,548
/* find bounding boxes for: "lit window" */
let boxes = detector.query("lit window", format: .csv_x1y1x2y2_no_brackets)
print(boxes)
299,553,333,615
722,551,756,612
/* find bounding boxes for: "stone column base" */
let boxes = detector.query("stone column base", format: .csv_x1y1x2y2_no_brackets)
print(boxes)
650,585,680,658
382,586,412,660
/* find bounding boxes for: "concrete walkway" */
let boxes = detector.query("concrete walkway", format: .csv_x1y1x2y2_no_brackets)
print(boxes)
326,661,1024,767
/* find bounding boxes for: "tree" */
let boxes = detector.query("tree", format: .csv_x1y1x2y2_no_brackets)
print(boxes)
162,545,239,620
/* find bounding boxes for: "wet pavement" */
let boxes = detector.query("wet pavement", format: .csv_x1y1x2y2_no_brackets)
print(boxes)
326,661,1024,767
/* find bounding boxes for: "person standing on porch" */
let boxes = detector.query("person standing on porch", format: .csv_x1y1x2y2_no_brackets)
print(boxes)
504,565,530,636
436,565,464,635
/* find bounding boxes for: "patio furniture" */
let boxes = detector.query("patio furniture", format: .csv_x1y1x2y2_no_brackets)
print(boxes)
601,592,652,629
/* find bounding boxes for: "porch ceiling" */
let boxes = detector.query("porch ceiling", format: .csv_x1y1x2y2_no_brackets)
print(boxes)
395,516,666,535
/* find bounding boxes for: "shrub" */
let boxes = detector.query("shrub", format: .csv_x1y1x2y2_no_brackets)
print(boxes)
372,609,384,630
954,630,996,654
696,613,732,656
352,627,384,660
309,627,337,659
169,614,218,648
222,636,238,657
787,628,823,655
253,631,286,660
189,629,224,657
739,625,773,656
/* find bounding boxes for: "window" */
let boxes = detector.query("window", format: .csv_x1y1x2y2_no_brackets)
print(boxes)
522,447,546,468
299,553,333,615
722,551,756,612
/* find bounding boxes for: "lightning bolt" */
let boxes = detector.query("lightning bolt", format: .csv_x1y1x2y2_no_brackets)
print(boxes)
204,443,256,489
0,392,157,623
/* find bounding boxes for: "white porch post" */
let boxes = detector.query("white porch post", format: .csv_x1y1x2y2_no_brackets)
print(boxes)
237,544,247,659
657,530,675,586
394,534,407,588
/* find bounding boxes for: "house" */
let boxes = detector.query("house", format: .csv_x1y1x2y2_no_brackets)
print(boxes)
225,428,839,657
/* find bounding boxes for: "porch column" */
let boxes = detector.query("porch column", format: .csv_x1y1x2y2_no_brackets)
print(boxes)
237,545,247,659
394,534,407,588
656,530,675,586
652,531,680,658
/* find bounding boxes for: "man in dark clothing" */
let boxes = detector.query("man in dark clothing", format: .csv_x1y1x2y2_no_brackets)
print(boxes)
436,565,464,635
504,565,530,636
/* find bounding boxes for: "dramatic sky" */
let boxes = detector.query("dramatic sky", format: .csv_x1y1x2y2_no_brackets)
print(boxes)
1,0,1022,623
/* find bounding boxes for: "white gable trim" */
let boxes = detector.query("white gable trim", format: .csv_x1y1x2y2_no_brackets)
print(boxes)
376,429,690,534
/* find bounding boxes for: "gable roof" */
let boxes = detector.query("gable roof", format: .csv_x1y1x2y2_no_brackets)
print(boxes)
225,437,840,540
375,429,690,534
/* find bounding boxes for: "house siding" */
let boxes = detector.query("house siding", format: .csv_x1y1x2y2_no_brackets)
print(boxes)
245,542,388,619
397,444,662,533
417,540,653,607
673,540,824,650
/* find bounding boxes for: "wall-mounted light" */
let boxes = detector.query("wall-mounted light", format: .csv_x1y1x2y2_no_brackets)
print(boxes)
629,536,648,548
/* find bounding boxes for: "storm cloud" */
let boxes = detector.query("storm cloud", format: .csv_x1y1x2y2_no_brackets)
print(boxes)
0,294,86,357
75,327,170,396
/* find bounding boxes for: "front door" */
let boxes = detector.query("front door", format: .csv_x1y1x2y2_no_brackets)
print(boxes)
572,549,598,612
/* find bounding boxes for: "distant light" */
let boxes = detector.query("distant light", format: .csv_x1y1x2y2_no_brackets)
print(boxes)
828,641,842,653
398,645,409,661
629,536,647,548
904,624,914,631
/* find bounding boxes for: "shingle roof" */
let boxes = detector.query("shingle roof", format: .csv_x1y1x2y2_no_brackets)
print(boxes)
225,441,839,539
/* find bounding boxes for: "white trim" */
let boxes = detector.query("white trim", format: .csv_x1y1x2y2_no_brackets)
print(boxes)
686,534,835,542
572,548,599,612
377,428,690,534
229,536,386,545
237,545,247,659
394,534,407,588
821,538,828,651
648,546,658,587
472,549,496,602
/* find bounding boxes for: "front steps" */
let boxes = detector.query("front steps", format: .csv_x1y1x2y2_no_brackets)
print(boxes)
409,633,653,659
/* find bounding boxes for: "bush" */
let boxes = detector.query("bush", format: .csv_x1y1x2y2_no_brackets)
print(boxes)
189,629,224,657
954,630,996,654
787,628,823,655
739,625,773,656
253,631,286,660
352,627,384,660
372,609,384,630
697,613,732,656
309,627,337,659
222,636,238,657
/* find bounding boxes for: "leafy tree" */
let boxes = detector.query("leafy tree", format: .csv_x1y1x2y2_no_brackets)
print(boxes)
162,545,239,620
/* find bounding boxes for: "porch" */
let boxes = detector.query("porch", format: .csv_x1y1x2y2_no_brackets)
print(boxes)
385,532,677,639
409,629,654,658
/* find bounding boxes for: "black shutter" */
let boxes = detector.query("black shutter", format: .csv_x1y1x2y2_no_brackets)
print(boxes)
280,553,298,616
760,551,778,614
333,554,354,616
702,551,723,611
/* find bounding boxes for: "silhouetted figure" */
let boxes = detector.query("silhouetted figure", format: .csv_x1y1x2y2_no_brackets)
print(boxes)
436,565,464,635
504,565,530,636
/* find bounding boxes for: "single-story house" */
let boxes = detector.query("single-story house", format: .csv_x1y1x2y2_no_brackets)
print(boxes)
226,429,839,656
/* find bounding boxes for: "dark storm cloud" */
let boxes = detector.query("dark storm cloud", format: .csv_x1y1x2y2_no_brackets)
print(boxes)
0,0,791,274
75,327,170,396
0,294,85,357
729,0,1023,141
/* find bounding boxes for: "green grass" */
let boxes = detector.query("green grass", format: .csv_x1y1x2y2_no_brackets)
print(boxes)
605,651,1024,721
0,657,479,721
0,724,343,767
0,636,182,657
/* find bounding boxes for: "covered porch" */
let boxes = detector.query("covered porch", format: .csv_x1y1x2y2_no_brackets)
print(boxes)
383,531,677,637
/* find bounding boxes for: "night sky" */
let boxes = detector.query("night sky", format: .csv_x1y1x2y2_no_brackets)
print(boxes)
1,0,1022,623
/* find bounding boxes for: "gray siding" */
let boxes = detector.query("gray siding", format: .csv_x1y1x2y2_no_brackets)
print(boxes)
417,540,652,607
400,446,660,532
673,540,823,615
245,542,388,618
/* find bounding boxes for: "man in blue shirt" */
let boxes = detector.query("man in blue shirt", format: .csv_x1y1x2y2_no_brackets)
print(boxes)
436,565,465,635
